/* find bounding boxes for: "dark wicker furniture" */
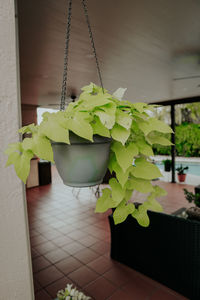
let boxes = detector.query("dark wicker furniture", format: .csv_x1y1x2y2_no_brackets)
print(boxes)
109,211,200,300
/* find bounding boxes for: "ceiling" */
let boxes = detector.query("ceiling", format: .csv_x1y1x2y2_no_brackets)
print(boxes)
17,0,200,107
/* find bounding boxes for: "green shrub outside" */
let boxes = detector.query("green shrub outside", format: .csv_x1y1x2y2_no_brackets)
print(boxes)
153,123,200,157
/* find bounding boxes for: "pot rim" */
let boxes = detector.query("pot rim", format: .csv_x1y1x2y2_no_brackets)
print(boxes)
51,133,112,145
51,141,111,145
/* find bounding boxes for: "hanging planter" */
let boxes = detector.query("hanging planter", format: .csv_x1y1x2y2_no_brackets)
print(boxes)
5,0,173,227
51,133,111,187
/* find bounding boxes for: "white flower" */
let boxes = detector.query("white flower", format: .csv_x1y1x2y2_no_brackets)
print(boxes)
57,284,91,300
66,284,73,293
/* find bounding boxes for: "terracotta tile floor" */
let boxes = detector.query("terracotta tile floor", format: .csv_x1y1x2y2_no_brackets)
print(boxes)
27,167,193,300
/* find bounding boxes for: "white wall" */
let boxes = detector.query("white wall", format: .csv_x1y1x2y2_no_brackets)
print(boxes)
0,1,34,299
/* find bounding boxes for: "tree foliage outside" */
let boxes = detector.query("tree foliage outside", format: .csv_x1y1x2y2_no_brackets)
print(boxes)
153,102,200,125
152,102,200,157
153,123,200,157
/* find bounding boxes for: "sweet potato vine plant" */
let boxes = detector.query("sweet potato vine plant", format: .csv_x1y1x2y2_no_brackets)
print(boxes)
5,83,172,227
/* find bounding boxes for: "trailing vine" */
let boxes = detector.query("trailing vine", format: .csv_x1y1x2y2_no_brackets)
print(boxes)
5,83,172,226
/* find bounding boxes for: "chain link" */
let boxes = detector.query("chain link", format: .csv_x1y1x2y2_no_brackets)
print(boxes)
81,0,104,93
60,0,72,111
60,0,104,111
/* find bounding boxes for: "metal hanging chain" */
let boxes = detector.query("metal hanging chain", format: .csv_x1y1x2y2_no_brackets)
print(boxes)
81,0,104,93
60,0,72,111
60,0,104,110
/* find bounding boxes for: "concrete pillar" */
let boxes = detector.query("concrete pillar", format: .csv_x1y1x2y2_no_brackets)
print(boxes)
0,0,34,299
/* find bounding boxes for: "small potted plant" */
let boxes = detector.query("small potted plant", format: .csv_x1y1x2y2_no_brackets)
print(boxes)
176,164,189,182
184,188,200,208
5,83,172,227
184,188,200,221
162,159,171,172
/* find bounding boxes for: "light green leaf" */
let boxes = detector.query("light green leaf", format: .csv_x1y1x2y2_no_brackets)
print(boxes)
81,82,97,94
22,136,54,162
138,118,173,135
131,158,162,179
80,94,112,110
109,178,126,206
18,123,37,134
112,160,131,187
35,136,54,162
125,189,133,201
113,87,127,100
39,118,70,144
111,141,138,172
6,151,20,167
95,110,114,129
16,151,34,183
67,113,93,141
137,120,151,135
126,176,154,193
132,111,148,120
91,116,110,137
146,134,172,146
4,142,22,155
132,205,150,227
6,150,34,183
95,188,112,213
145,196,163,213
95,103,116,129
149,118,173,134
113,200,135,224
42,112,51,121
136,140,154,156
153,185,167,197
81,82,106,94
116,110,132,130
22,138,34,151
132,103,147,113
111,124,130,145
108,151,116,174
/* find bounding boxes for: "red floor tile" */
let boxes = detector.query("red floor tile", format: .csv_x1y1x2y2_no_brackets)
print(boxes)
51,235,74,247
34,265,64,287
107,289,134,300
87,256,115,275
90,240,110,254
31,234,48,247
27,167,190,300
32,256,51,273
67,229,88,240
150,289,188,300
68,265,99,287
33,241,58,255
31,248,41,259
35,289,52,300
84,277,117,300
121,279,157,300
33,280,42,292
61,241,86,254
79,235,99,247
73,247,100,264
45,276,73,298
44,248,70,264
103,264,132,286
55,256,83,275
